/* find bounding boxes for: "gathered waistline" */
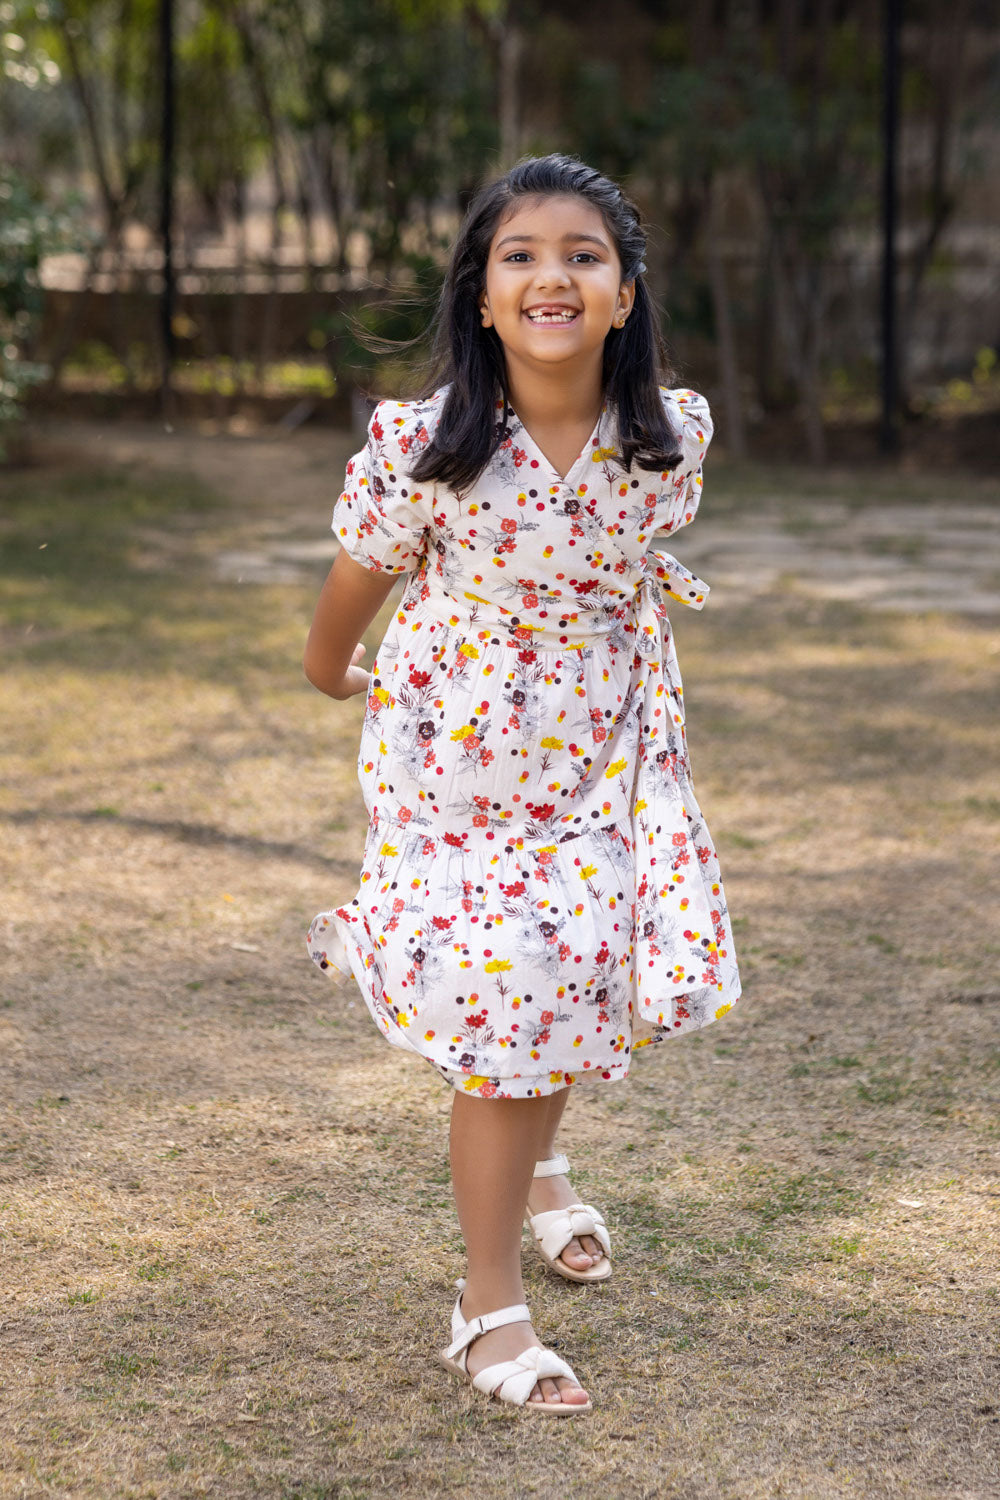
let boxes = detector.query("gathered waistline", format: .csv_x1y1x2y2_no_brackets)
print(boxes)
412,548,710,654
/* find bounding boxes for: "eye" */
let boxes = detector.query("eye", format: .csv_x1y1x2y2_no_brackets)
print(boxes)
570,252,600,263
502,251,532,262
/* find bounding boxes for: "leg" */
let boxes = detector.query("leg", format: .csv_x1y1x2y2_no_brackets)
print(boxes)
450,1091,589,1407
526,1088,606,1271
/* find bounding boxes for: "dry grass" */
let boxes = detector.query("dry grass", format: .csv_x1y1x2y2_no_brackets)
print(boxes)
1,428,998,1500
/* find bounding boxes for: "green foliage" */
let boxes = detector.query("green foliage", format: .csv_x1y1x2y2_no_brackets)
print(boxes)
0,167,89,453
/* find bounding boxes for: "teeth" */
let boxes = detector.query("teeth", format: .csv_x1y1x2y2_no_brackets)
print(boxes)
527,310,576,323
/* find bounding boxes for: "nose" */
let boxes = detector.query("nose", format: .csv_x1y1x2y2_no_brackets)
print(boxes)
532,255,571,290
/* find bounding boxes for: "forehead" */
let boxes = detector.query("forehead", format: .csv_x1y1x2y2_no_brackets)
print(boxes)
491,193,613,249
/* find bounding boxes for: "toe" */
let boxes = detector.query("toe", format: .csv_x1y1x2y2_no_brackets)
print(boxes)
538,1377,562,1403
559,1236,595,1269
557,1378,589,1405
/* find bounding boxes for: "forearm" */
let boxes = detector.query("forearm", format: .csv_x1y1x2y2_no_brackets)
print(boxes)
303,549,399,700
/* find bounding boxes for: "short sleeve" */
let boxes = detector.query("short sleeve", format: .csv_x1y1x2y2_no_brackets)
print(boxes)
655,388,714,535
332,400,434,574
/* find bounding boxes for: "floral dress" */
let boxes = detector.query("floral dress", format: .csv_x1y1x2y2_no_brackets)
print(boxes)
307,387,741,1098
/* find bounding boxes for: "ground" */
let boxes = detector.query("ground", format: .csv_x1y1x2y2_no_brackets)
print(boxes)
1,418,998,1499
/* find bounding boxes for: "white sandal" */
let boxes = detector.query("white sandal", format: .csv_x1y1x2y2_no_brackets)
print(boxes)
439,1282,592,1416
526,1154,612,1284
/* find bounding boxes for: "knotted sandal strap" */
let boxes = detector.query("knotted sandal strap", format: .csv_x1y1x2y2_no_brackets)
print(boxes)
471,1345,578,1405
533,1153,571,1179
528,1204,612,1263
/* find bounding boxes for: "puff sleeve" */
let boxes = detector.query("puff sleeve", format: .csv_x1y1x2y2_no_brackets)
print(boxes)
655,388,714,536
332,400,434,574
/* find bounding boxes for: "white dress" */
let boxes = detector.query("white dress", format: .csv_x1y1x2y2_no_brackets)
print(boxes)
308,387,741,1097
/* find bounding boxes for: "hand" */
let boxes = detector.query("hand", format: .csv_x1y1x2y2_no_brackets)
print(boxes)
331,643,371,701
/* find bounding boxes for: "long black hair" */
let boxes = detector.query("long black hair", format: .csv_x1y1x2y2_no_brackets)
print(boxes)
409,154,682,492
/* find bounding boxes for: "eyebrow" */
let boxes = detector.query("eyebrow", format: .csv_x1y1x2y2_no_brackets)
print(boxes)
494,232,610,251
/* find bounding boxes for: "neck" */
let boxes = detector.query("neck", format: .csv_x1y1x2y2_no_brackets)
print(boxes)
503,354,604,430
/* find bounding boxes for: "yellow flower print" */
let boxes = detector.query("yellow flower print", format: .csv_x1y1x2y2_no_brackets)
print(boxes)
605,757,627,778
591,446,618,463
450,724,477,741
459,643,479,659
579,864,598,880
485,958,512,973
715,1003,732,1019
380,843,398,856
463,1076,489,1092
540,736,564,750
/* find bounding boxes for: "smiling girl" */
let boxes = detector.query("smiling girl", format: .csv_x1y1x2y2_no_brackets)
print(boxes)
304,155,741,1415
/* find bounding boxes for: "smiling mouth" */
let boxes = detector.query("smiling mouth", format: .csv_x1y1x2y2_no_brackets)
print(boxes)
524,308,580,325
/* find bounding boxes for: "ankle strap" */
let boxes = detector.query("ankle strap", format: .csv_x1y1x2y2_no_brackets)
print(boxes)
533,1154,570,1179
445,1301,531,1360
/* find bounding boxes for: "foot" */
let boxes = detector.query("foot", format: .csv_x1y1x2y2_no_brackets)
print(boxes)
459,1291,590,1408
527,1169,606,1272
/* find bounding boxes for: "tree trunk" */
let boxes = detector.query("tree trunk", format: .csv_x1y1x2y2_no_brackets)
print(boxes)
706,176,747,460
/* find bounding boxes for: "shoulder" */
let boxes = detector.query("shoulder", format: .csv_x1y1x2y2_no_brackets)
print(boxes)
660,386,712,433
660,386,713,468
363,389,447,474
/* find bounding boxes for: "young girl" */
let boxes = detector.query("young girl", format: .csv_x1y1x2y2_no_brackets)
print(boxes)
304,154,741,1415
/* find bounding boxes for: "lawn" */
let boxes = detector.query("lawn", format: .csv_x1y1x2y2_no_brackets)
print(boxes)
1,426,998,1499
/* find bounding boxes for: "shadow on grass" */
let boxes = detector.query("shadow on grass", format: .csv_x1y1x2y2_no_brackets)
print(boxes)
5,806,357,874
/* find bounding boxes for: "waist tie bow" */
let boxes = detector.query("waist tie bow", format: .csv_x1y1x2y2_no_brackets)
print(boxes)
633,548,710,662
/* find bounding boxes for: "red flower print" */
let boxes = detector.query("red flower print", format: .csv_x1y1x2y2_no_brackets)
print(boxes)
370,417,383,441
479,1082,498,1098
526,802,555,821
501,517,517,534
444,832,467,848
392,898,405,913
540,1010,554,1025
537,1029,551,1045
697,845,711,864
432,914,455,930
512,447,527,466
501,881,526,897
522,593,538,608
672,832,687,847
479,749,494,766
473,814,488,828
517,649,537,664
467,1012,487,1029
397,807,412,823
409,667,432,688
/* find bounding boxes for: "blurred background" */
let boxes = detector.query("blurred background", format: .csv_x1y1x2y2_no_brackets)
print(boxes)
2,0,998,467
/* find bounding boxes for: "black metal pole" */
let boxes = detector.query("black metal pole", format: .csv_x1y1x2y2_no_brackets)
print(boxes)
159,0,175,423
879,0,901,455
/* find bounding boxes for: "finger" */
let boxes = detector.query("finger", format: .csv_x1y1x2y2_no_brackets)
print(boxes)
351,642,366,665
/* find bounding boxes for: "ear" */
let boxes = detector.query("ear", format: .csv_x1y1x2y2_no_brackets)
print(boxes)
480,296,493,329
613,280,636,328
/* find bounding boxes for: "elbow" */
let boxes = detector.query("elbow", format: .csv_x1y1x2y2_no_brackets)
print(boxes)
302,645,328,695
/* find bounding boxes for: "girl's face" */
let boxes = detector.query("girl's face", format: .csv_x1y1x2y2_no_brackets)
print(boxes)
479,194,634,380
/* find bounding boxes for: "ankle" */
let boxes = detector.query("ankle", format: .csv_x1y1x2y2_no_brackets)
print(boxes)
460,1275,526,1319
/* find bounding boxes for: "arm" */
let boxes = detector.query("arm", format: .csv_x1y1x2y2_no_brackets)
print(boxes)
303,548,399,700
